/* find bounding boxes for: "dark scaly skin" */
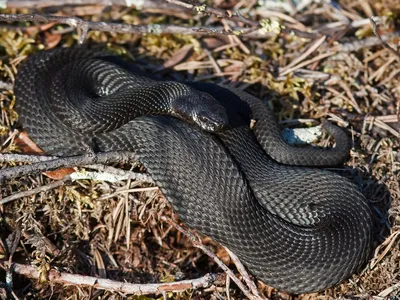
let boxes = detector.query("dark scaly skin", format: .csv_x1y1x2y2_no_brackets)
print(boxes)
14,48,228,155
13,48,373,294
214,86,352,166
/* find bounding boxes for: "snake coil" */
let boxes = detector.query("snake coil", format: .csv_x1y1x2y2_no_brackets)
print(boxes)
14,48,373,294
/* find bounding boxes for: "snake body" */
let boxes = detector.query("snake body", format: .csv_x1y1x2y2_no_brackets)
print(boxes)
14,48,373,294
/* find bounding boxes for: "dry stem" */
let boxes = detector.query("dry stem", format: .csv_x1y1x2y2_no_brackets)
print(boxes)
2,262,221,295
0,13,253,44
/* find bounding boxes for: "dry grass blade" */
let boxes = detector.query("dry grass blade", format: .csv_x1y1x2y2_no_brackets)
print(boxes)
280,35,327,72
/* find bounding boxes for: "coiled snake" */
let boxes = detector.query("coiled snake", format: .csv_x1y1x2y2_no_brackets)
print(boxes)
14,48,373,294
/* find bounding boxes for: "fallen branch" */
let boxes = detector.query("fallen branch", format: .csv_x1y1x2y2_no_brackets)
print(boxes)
165,0,259,28
166,0,316,39
0,153,154,181
224,247,261,298
161,216,265,300
3,0,172,9
0,153,155,204
0,151,138,181
0,153,58,163
2,261,221,295
0,13,253,44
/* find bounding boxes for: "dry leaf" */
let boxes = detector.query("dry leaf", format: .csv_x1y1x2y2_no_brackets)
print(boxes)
44,32,62,50
14,131,44,154
43,168,75,180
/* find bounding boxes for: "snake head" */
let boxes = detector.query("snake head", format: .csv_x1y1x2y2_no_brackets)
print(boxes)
172,90,228,133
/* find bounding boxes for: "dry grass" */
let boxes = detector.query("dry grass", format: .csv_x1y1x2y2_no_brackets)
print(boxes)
0,1,399,299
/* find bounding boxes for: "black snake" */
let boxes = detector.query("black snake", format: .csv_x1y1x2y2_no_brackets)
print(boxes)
13,47,373,294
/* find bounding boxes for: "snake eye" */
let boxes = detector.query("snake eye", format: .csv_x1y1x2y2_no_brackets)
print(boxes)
198,114,210,123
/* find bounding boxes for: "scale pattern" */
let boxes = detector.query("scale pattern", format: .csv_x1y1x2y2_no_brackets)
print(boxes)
14,48,373,294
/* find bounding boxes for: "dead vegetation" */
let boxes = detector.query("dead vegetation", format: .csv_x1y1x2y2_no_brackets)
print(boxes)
0,0,399,299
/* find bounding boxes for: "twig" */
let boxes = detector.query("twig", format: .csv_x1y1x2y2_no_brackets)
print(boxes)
370,17,400,60
224,248,262,298
0,153,155,202
4,0,171,9
2,0,315,39
0,153,154,181
0,176,69,205
0,151,138,181
0,153,58,163
165,0,258,28
161,216,265,300
165,0,312,38
83,164,154,183
1,261,220,295
0,13,252,44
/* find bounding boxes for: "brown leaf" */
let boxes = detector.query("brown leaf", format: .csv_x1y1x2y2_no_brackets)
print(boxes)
44,32,62,50
15,131,74,179
14,131,44,154
43,168,75,180
25,22,56,36
201,36,229,50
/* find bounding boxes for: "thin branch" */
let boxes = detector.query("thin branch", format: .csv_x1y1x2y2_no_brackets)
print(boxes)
1,261,221,295
83,164,154,183
224,247,261,298
370,17,400,60
165,0,258,27
166,0,320,39
161,216,265,300
0,151,138,181
0,153,154,182
0,13,252,44
4,0,171,9
0,153,58,164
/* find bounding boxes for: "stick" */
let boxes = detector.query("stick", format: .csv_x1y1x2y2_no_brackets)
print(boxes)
4,0,172,9
224,247,262,298
165,0,309,38
0,13,252,44
165,0,259,28
2,261,220,295
0,151,138,181
0,153,58,163
83,164,154,183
